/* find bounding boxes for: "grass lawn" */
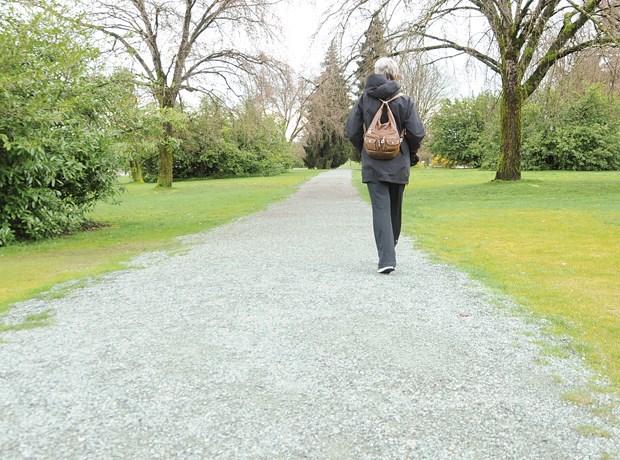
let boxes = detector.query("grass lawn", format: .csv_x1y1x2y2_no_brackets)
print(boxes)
0,170,319,319
357,168,620,389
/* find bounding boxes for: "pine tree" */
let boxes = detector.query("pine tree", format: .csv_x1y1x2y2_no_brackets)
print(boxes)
355,15,388,95
303,41,354,169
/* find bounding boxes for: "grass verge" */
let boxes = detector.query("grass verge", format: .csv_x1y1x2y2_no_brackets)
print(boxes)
355,168,620,390
0,170,319,321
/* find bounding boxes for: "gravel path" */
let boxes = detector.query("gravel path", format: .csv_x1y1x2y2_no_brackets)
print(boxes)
1,168,619,459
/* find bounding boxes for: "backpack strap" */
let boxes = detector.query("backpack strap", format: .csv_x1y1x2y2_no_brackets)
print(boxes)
379,93,406,137
363,92,406,133
381,92,405,104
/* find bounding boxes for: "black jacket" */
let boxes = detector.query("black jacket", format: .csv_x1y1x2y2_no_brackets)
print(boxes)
346,74,425,184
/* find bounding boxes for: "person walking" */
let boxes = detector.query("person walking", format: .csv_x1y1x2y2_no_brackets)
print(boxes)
346,57,425,274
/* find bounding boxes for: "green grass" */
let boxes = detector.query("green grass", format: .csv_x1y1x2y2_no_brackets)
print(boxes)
0,170,319,319
0,310,53,333
562,390,597,406
576,424,612,438
355,168,620,390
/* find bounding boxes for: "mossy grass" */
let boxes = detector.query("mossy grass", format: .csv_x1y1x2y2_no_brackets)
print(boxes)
576,424,612,439
355,168,620,391
0,310,53,334
0,170,319,318
562,390,597,406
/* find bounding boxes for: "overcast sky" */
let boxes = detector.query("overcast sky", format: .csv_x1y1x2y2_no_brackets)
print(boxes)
274,0,495,99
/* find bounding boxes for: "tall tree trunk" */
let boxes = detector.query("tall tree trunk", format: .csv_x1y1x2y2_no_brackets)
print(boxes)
129,158,144,183
156,87,176,188
157,121,174,187
496,58,523,180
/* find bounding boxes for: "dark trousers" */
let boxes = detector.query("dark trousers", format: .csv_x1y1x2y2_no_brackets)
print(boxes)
367,181,405,268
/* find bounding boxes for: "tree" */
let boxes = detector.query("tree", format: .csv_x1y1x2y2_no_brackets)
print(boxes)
34,0,280,187
398,52,448,126
141,96,294,180
355,13,389,94
303,41,354,169
428,87,620,171
246,63,312,142
332,0,620,180
545,45,620,96
0,7,121,245
103,71,162,183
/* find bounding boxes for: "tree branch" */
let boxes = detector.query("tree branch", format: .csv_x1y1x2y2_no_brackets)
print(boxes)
523,36,617,96
391,33,502,74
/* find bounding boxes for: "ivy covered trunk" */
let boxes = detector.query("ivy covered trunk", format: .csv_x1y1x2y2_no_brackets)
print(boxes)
157,120,174,187
129,158,144,183
496,57,523,181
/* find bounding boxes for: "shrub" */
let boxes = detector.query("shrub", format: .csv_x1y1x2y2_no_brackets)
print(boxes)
0,9,120,246
428,94,496,167
428,86,620,172
303,132,353,169
522,86,620,171
142,98,294,181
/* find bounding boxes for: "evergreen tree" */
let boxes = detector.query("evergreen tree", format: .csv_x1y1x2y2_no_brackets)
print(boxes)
355,15,388,95
303,42,354,169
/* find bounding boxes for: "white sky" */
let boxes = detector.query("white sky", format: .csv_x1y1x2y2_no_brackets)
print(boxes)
275,2,327,77
273,0,495,99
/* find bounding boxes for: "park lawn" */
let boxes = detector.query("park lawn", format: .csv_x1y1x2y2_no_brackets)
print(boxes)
0,170,319,319
357,168,620,389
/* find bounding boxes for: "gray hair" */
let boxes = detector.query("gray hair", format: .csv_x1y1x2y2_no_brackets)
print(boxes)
374,57,399,80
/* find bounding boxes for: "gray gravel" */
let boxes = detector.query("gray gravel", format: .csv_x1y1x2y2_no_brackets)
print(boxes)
1,168,619,459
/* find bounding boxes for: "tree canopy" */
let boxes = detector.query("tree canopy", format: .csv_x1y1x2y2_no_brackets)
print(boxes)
33,0,282,187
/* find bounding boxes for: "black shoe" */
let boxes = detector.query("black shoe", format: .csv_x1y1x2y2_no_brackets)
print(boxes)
377,266,395,274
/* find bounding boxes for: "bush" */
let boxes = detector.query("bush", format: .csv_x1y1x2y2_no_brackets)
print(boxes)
428,86,620,171
303,131,353,169
142,98,294,181
0,10,120,246
428,95,496,167
522,86,620,171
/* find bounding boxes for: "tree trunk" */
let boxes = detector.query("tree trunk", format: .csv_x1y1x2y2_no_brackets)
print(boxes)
156,86,177,188
157,120,174,187
495,58,523,181
129,158,144,183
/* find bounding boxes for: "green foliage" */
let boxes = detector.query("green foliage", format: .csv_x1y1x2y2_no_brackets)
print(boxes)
303,132,354,169
303,41,353,169
428,95,497,167
429,86,620,171
522,86,620,171
0,8,121,246
230,99,294,176
105,73,163,183
142,97,293,181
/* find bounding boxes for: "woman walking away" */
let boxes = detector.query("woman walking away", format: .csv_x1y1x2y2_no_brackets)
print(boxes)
346,57,425,274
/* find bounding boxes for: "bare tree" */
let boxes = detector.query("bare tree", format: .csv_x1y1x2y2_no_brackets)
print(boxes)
33,0,281,187
331,0,620,180
247,63,312,142
398,53,448,126
545,48,617,93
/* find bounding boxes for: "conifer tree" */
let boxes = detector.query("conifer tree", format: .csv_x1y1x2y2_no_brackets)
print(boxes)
303,42,354,169
355,15,388,95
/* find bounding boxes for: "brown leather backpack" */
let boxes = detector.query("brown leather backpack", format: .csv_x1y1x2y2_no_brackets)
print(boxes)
363,93,405,160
